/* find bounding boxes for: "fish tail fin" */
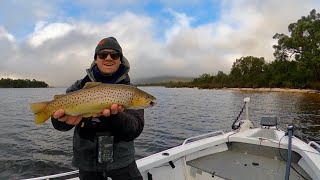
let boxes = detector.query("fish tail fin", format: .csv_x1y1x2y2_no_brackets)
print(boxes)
30,102,49,113
34,111,51,124
30,102,51,124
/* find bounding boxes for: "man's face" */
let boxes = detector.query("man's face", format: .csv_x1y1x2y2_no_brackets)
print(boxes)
96,49,121,75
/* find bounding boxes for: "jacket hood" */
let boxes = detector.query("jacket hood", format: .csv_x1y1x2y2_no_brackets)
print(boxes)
86,56,130,83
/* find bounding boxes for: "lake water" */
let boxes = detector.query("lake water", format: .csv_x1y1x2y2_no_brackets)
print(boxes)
0,87,319,179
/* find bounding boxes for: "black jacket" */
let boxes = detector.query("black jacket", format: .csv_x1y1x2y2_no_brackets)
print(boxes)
51,58,144,171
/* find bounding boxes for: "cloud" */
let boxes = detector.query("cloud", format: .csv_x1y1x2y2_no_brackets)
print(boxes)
0,1,319,87
0,27,17,73
0,12,159,86
0,1,54,34
164,9,194,40
0,27,15,42
214,0,319,60
28,21,75,47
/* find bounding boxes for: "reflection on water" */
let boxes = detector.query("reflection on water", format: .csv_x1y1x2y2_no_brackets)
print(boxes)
0,87,319,179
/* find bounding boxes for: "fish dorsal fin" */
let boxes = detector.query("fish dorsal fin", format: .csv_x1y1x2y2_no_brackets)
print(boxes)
54,94,66,99
83,82,103,89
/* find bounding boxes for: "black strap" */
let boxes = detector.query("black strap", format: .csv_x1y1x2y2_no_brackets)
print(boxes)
147,172,153,180
169,161,175,168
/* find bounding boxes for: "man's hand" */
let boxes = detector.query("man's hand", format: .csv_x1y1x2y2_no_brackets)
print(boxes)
53,109,82,125
93,104,125,117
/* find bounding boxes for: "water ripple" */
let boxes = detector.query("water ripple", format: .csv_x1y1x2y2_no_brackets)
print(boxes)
0,87,319,179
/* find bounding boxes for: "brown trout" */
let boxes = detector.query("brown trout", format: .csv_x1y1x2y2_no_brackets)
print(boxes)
30,82,156,124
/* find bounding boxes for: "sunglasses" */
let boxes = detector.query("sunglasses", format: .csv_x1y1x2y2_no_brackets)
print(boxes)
97,51,121,60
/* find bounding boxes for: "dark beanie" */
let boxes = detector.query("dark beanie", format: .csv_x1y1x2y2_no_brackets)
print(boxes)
94,37,123,60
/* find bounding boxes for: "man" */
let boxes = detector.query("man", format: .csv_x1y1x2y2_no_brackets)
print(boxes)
51,37,144,180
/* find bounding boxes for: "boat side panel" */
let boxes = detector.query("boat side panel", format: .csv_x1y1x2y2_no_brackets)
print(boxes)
137,136,229,172
298,157,318,180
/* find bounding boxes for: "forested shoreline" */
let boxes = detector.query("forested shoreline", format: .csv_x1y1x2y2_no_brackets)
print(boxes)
0,78,48,88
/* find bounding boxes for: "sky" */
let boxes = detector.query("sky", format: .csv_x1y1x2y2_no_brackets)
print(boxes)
0,0,319,87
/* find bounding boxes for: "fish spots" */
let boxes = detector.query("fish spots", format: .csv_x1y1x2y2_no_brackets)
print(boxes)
44,84,154,115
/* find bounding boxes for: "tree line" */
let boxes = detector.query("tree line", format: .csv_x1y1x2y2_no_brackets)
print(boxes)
167,9,320,90
0,78,48,88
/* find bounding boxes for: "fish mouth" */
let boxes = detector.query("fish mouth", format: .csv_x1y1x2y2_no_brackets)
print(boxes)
150,101,156,106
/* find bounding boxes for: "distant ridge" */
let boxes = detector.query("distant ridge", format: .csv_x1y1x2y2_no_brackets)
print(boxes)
132,76,194,85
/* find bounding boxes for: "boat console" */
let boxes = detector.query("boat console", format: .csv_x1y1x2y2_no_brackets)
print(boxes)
260,116,278,128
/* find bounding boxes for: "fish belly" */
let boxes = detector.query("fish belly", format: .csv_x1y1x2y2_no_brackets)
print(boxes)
63,102,112,116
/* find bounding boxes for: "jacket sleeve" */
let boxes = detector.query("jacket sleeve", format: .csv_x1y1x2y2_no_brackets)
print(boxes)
51,79,83,131
51,118,74,131
107,109,144,142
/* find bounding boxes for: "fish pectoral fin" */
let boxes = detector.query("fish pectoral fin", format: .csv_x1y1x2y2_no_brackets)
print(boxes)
83,82,103,89
53,94,66,99
83,113,95,118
